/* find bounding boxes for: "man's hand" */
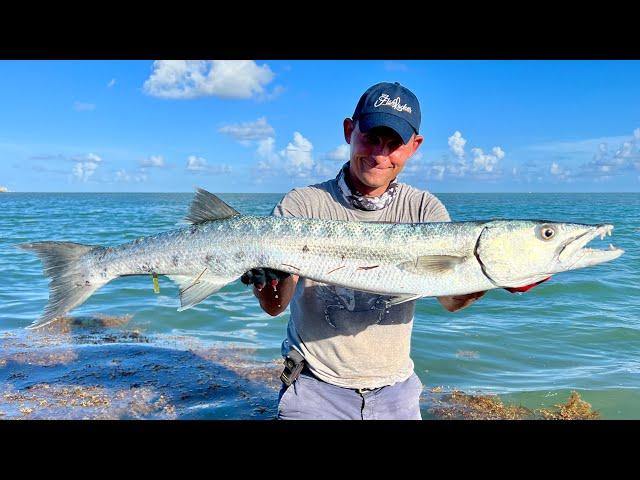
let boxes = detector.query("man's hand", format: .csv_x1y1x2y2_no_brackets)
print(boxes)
241,268,297,316
438,291,487,312
240,268,291,291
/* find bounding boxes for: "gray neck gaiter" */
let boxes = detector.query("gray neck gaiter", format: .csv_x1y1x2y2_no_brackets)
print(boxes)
336,162,398,211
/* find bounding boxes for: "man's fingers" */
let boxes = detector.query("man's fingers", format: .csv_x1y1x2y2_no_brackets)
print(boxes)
240,271,253,285
265,269,279,287
252,268,266,289
241,268,289,289
274,269,291,281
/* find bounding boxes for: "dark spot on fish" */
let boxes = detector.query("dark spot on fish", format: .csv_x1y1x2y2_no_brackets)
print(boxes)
190,225,198,235
84,280,91,286
205,254,213,263
280,263,301,271
172,254,180,266
234,251,245,261
326,265,346,275
302,245,309,253
357,265,379,270
341,254,346,261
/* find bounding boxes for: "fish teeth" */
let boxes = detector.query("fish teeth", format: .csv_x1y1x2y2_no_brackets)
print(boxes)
608,243,616,250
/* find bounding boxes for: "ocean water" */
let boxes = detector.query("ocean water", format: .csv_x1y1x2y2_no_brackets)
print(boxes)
0,192,638,419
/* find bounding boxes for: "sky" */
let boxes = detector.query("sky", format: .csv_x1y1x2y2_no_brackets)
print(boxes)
0,60,639,193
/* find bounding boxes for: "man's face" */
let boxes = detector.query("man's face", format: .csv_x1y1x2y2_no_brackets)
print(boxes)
344,119,423,196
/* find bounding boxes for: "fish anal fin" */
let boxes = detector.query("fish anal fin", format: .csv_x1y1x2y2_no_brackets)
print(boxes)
398,255,466,274
183,188,240,224
167,274,230,311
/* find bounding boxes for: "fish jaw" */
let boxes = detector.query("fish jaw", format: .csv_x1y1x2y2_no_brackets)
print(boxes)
557,224,624,271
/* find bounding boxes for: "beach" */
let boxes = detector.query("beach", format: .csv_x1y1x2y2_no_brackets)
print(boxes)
1,192,639,419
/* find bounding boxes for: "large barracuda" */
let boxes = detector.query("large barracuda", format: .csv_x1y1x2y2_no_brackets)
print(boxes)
19,188,624,329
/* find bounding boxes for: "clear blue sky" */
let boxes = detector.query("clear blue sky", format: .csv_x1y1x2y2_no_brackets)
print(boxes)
1,60,639,193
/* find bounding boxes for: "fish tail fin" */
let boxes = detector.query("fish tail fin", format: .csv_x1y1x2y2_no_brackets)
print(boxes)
17,241,112,329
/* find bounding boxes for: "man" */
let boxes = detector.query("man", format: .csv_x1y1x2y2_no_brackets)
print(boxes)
241,81,486,420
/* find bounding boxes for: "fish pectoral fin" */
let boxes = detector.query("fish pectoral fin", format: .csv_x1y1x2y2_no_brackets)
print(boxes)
385,294,423,306
167,274,229,311
183,188,240,224
398,255,466,274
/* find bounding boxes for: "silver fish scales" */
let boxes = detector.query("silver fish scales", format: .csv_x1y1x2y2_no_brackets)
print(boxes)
18,188,624,329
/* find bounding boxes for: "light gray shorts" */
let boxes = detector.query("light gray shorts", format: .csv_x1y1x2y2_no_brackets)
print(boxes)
277,369,424,420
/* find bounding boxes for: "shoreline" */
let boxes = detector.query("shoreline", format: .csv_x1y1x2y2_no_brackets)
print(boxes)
0,316,601,420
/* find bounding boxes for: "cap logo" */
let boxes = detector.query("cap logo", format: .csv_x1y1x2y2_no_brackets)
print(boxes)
373,93,412,113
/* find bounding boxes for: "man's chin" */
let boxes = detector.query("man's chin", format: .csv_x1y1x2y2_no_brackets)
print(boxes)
360,172,392,188
362,177,389,189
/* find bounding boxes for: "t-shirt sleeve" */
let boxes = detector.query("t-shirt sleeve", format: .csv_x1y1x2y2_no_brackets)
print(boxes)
419,192,451,223
271,188,309,218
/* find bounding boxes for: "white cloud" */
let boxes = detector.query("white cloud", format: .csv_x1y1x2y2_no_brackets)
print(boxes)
186,155,232,175
186,156,208,172
107,78,116,88
281,132,314,177
116,169,147,183
406,132,506,182
219,117,275,142
431,164,445,181
517,128,640,183
140,155,165,167
143,60,275,100
257,137,279,163
577,129,640,179
471,146,505,173
448,131,466,158
257,132,333,179
74,102,95,112
325,144,350,162
72,153,102,181
492,146,505,160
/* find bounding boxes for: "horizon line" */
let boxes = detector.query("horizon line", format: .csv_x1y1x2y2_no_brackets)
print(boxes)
2,191,640,195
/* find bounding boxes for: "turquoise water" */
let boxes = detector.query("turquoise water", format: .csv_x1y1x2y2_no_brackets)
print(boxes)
1,192,639,419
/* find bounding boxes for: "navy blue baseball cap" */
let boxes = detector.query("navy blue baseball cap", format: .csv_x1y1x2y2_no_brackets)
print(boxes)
352,81,421,144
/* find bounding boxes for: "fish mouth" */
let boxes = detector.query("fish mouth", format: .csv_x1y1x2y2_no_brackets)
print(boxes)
558,224,624,270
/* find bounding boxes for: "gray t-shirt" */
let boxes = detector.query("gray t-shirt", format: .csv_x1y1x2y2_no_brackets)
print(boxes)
272,178,450,389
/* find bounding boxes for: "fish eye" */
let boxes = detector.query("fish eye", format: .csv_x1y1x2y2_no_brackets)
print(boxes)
540,226,556,240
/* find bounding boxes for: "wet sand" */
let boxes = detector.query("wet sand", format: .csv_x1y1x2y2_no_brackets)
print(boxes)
1,316,283,419
1,316,599,420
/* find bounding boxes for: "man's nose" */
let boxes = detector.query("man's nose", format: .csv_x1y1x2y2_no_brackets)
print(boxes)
372,142,393,157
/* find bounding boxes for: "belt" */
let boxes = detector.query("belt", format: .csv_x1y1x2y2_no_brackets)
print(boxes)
281,358,381,394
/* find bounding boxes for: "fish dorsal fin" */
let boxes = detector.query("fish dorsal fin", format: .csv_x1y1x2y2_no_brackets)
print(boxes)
184,188,240,224
398,255,466,274
167,274,230,311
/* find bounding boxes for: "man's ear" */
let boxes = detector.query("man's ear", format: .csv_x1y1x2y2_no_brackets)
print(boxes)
343,118,355,144
410,134,424,155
